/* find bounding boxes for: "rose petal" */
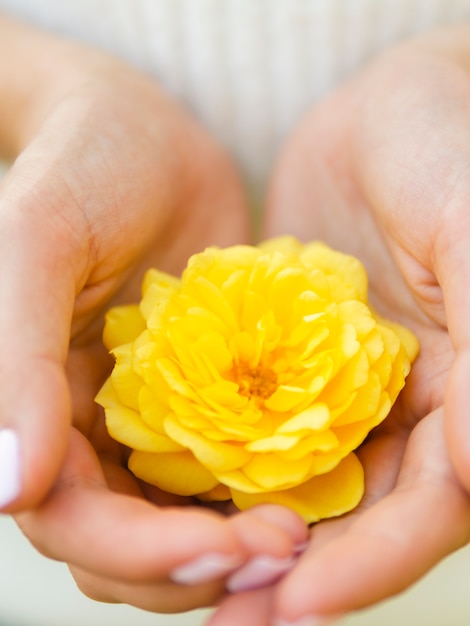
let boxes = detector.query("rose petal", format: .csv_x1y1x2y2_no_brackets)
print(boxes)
241,453,313,491
128,450,219,495
103,305,145,350
140,269,180,321
183,275,239,333
230,452,364,523
246,435,300,453
97,380,181,452
109,346,142,410
264,385,311,412
300,241,368,302
164,415,252,472
197,483,232,501
277,404,331,434
277,430,339,460
331,371,382,428
140,385,174,433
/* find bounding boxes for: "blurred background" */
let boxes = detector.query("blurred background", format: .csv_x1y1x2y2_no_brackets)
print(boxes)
1,513,469,626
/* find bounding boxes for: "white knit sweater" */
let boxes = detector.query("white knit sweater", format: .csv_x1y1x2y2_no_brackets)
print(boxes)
1,0,470,189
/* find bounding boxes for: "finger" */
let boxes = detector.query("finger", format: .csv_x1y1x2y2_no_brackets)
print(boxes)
101,446,307,587
0,160,88,511
103,451,306,592
438,222,470,491
207,587,275,626
230,505,308,557
272,409,470,624
69,564,225,614
15,429,247,585
446,348,470,492
226,506,307,593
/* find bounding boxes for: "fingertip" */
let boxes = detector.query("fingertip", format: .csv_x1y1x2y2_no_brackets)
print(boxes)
169,552,243,586
242,504,309,548
226,553,296,594
223,505,309,594
230,507,304,560
3,425,68,514
0,424,65,513
1,363,71,512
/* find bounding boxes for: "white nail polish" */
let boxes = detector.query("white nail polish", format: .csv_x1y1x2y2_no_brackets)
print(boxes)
0,429,21,508
170,553,242,585
227,554,296,593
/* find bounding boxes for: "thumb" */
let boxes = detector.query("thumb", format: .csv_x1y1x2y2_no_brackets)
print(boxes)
438,225,470,492
0,165,82,511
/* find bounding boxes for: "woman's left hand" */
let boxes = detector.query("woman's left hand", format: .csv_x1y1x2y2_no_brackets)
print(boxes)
209,23,470,625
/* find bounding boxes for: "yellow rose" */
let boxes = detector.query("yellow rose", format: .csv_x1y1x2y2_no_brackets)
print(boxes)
96,237,418,523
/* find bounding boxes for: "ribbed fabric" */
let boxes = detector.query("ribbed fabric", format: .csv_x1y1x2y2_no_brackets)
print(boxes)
1,0,470,188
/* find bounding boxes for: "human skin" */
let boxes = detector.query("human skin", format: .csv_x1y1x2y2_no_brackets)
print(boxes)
209,24,470,626
0,14,307,613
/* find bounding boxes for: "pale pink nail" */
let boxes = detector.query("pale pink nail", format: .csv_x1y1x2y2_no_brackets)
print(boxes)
170,553,242,585
227,554,296,593
0,429,21,509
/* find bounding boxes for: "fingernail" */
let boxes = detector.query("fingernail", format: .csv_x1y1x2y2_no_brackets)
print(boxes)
293,540,310,555
0,429,21,509
273,615,342,626
227,554,296,593
170,553,242,585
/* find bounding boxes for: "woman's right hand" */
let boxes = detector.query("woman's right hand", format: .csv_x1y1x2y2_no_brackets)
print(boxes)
0,14,307,613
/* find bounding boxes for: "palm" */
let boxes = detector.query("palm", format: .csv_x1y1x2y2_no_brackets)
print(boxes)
266,89,451,434
44,68,251,453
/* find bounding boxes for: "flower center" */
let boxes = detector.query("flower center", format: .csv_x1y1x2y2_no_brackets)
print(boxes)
234,363,278,400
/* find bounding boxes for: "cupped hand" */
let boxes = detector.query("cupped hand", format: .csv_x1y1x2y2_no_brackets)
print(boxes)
0,15,308,613
209,24,470,625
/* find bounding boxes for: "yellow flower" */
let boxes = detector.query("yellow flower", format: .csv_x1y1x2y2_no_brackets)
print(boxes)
96,237,418,523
